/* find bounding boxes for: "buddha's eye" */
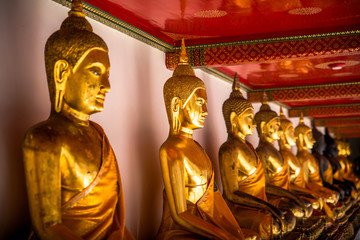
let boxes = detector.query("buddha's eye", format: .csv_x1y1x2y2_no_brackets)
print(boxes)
90,68,101,76
196,98,205,106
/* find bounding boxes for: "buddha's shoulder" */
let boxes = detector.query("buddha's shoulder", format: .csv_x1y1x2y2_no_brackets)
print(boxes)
258,142,279,155
280,149,295,158
160,136,195,148
219,139,247,154
255,144,267,156
296,150,309,159
160,137,204,160
23,117,70,146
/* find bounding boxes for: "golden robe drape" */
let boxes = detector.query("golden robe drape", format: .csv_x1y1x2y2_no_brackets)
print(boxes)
157,172,245,240
225,146,273,239
280,149,307,189
268,154,290,191
60,122,133,240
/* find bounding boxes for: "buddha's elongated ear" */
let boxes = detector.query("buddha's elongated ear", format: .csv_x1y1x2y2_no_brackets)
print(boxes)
230,111,237,133
260,121,266,136
53,60,70,113
171,97,181,134
298,133,304,148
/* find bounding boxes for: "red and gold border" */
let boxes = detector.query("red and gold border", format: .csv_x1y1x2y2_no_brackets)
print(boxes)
330,127,360,138
288,104,360,118
166,34,360,70
315,118,360,128
247,84,360,103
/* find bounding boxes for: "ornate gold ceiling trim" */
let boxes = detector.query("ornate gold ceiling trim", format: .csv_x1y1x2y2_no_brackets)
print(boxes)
52,0,173,52
333,127,360,139
248,83,360,102
288,103,360,118
315,117,360,127
166,34,360,69
173,30,360,50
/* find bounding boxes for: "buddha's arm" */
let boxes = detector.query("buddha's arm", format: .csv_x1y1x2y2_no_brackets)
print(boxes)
290,185,316,199
256,149,270,184
160,148,235,240
232,191,286,232
23,130,81,240
266,185,307,215
219,151,286,232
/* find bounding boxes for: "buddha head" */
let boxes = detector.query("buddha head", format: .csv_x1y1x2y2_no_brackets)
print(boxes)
336,135,349,157
278,106,296,149
254,92,280,143
294,112,315,150
45,0,110,116
324,128,339,158
311,120,326,154
163,39,207,135
222,73,255,140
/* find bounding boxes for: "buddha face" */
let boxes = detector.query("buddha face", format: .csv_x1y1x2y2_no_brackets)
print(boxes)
284,125,296,146
63,48,110,115
265,117,280,140
237,108,255,136
338,142,348,156
182,88,208,129
304,131,315,149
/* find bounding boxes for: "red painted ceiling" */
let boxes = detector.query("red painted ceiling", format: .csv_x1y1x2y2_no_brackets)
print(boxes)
83,0,360,136
86,0,360,45
216,55,360,88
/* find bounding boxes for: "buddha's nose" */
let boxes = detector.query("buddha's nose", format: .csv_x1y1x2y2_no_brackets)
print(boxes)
202,104,208,114
101,75,110,93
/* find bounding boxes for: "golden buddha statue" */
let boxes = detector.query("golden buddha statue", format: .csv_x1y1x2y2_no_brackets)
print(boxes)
336,136,360,190
22,1,133,239
323,128,358,204
312,123,351,202
278,107,321,211
254,94,311,220
294,114,340,216
219,74,296,239
157,40,255,240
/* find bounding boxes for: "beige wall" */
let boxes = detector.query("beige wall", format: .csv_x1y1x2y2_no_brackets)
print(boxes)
0,0,315,239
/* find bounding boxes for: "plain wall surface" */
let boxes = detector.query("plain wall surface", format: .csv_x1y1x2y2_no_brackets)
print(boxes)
0,0,321,239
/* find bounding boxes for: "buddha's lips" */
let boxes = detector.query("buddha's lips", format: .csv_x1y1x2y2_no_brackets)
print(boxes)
199,114,207,122
96,94,105,102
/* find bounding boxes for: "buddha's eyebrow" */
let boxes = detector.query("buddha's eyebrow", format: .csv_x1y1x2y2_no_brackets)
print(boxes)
88,62,105,67
87,62,107,71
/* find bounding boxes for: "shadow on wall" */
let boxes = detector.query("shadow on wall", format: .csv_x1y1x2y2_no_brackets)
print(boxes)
349,138,360,162
2,108,31,240
132,47,163,240
0,0,44,238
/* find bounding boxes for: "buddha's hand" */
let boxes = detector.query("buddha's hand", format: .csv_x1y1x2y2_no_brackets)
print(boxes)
272,219,281,237
299,197,313,218
282,210,296,233
279,200,304,218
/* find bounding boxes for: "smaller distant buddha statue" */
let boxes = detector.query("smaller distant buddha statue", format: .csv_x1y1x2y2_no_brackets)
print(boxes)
311,123,347,201
295,114,340,220
255,94,311,220
324,129,356,195
278,107,320,211
336,136,360,190
22,1,133,239
157,40,256,240
219,74,296,239
324,129,342,180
